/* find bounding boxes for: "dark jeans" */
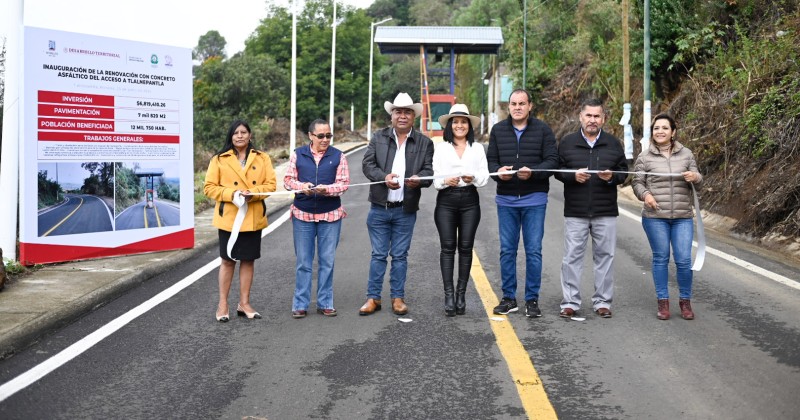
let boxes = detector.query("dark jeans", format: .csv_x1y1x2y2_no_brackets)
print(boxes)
434,186,481,286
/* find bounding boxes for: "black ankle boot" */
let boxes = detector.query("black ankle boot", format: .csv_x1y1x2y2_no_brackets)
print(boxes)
455,279,468,315
444,293,456,317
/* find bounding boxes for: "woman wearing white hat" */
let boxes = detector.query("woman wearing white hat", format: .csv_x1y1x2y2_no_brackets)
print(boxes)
433,104,489,316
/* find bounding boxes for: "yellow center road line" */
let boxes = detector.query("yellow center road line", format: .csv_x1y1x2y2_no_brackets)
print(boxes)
153,202,162,228
143,205,148,229
471,251,558,419
42,197,84,237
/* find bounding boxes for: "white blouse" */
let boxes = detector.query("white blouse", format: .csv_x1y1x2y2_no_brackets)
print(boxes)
432,141,490,190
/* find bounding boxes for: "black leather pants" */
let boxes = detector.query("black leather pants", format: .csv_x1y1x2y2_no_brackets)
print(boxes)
434,186,481,288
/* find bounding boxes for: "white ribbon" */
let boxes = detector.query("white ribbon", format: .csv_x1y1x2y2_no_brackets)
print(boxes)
226,191,248,261
229,167,706,270
690,183,706,271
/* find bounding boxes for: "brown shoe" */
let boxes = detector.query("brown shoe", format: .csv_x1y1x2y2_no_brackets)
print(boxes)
657,299,670,320
317,308,337,317
359,298,381,316
679,299,694,320
595,307,612,318
559,308,575,318
392,298,408,315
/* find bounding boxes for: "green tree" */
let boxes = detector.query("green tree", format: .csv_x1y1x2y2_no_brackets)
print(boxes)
37,170,63,208
245,1,375,128
408,0,452,26
451,0,518,111
193,30,227,61
367,0,411,25
80,162,114,197
113,163,145,216
157,179,180,202
193,53,289,154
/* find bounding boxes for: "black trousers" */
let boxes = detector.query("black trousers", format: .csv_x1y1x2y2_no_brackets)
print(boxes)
433,186,481,286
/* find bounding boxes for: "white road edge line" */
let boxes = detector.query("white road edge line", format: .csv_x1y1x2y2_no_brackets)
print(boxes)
0,210,292,403
0,145,368,402
618,207,799,291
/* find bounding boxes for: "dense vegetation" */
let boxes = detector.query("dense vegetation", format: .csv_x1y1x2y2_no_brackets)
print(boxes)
113,163,144,216
79,162,114,197
37,170,62,209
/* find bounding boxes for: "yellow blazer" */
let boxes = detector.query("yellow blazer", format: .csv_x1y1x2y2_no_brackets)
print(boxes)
203,149,277,232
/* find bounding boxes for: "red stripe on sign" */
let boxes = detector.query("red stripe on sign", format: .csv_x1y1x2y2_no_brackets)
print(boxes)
38,117,115,131
19,229,195,264
38,131,181,143
38,90,115,106
38,104,115,119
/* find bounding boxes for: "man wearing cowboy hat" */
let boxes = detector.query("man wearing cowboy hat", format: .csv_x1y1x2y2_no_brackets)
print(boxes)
359,92,434,316
487,88,559,318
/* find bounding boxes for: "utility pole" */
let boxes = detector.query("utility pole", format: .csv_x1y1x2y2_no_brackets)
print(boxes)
328,0,337,144
622,0,630,103
522,0,527,89
367,17,392,141
620,0,634,160
290,0,298,153
642,0,652,152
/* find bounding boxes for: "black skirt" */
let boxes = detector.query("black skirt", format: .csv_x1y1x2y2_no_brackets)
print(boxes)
218,229,262,261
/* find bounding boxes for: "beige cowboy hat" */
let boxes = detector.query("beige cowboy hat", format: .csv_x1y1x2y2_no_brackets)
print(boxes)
384,92,424,116
438,103,480,128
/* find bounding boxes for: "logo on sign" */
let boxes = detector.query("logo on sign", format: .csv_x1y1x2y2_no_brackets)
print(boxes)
164,55,173,67
150,54,159,65
46,40,59,57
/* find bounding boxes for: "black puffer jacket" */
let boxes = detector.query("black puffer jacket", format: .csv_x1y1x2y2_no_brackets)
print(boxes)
486,116,559,197
555,130,628,217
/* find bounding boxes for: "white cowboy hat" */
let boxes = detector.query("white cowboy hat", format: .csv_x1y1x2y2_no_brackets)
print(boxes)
438,103,480,128
384,92,423,116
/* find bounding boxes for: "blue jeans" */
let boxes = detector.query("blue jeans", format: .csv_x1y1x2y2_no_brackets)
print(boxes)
498,204,546,302
292,217,342,310
366,205,417,299
641,217,694,300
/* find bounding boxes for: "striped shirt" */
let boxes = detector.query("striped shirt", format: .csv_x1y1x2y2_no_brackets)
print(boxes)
284,147,350,222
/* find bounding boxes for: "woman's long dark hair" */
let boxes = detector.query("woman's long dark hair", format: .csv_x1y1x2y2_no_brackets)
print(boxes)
443,117,475,146
216,120,254,157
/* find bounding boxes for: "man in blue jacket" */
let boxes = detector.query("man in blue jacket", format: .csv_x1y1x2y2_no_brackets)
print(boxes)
487,89,559,318
555,98,628,319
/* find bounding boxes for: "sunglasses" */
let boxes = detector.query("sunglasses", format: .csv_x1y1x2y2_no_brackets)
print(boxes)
311,133,333,139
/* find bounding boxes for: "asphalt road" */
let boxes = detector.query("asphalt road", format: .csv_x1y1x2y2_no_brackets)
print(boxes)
116,200,181,230
5,147,799,419
37,194,113,236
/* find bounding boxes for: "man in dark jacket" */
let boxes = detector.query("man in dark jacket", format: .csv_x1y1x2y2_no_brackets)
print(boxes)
359,92,434,316
555,98,628,319
487,89,559,318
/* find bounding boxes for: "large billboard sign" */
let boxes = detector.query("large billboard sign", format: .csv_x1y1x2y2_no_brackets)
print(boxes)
20,27,194,264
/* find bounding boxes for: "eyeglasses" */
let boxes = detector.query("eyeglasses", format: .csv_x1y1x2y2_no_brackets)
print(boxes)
311,133,333,139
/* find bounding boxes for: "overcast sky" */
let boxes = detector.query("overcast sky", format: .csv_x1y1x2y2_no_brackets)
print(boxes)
2,0,374,55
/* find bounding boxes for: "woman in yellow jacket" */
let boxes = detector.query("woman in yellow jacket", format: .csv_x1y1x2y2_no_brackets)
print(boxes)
204,120,276,322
